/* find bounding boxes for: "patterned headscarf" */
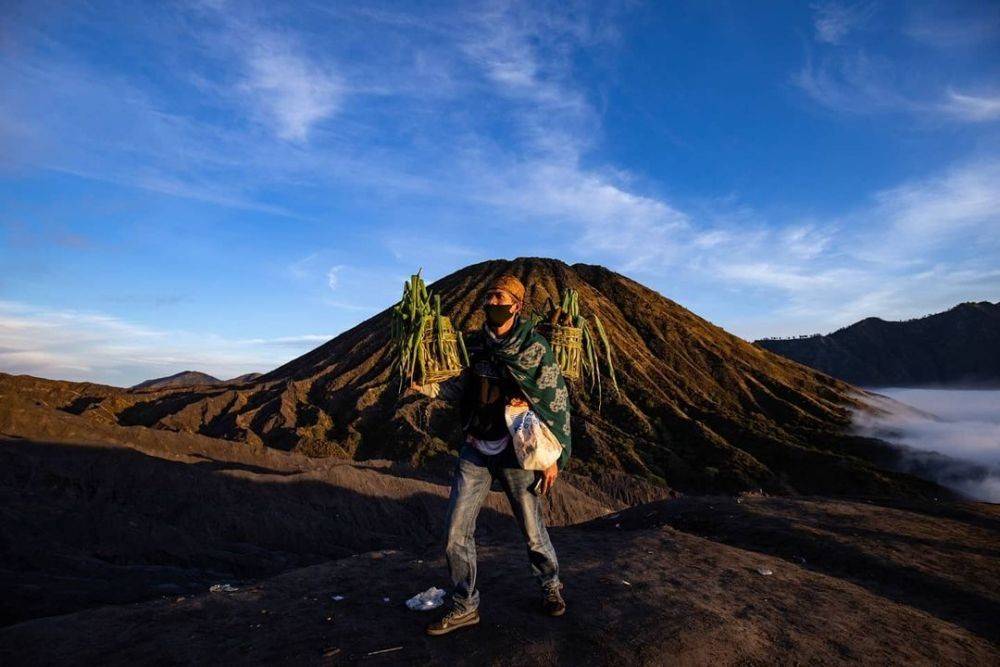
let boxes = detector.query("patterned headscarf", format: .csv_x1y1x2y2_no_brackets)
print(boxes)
485,274,525,304
479,314,572,470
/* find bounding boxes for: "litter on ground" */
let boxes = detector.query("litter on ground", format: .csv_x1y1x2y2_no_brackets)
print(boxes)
209,584,238,593
406,586,446,610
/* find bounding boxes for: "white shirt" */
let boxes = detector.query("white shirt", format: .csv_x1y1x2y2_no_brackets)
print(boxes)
468,432,510,456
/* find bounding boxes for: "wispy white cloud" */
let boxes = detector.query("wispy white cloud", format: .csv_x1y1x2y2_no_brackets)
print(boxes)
0,300,332,386
795,53,1000,124
941,89,1000,122
797,3,1000,125
236,33,343,141
287,253,319,280
871,159,1000,239
326,264,345,291
794,51,913,115
811,1,875,44
473,160,689,271
722,159,1000,338
712,262,859,293
235,334,333,347
902,4,1000,48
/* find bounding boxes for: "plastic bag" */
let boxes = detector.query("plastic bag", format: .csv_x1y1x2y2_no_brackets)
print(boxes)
405,586,446,611
504,404,563,471
209,583,239,593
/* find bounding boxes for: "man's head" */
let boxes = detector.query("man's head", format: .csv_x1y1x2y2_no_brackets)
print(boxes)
481,274,525,328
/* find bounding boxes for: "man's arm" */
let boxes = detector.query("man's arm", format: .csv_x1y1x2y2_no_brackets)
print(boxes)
408,370,467,402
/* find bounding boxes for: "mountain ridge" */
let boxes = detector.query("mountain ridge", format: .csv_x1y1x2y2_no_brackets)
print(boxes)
754,300,1000,387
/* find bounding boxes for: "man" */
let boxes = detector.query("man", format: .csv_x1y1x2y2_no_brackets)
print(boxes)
407,274,571,636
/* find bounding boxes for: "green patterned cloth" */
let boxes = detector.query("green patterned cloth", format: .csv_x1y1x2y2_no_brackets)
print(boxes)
476,314,572,471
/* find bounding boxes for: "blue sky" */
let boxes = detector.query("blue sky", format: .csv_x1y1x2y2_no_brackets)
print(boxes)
1,0,998,386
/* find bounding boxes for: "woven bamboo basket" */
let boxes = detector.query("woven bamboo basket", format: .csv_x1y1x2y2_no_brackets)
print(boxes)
419,314,465,383
535,322,582,380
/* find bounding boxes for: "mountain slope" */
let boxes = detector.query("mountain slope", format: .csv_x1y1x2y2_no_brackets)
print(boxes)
753,301,1000,387
32,257,941,498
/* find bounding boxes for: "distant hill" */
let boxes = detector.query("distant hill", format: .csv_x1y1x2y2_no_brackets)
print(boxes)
131,371,261,391
227,373,263,385
754,301,1000,387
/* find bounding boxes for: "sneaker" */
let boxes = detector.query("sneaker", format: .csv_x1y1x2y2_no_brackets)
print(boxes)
425,604,480,636
541,582,566,616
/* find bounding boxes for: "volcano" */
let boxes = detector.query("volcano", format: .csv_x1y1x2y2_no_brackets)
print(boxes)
43,257,936,499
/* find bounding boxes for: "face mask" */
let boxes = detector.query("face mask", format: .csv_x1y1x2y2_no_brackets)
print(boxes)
483,303,515,326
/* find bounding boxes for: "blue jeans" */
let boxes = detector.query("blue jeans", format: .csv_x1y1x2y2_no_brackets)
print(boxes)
444,441,560,613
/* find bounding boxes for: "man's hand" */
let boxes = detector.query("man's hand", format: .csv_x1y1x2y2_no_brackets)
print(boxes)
508,396,529,407
539,461,558,495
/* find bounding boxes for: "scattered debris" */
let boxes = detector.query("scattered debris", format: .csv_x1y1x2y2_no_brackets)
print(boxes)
406,586,446,611
209,584,239,593
332,595,346,601
622,579,632,587
322,647,341,658
382,597,391,603
757,567,773,576
367,646,403,656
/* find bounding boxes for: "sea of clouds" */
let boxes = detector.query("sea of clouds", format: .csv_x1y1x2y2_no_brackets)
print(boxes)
851,388,1000,503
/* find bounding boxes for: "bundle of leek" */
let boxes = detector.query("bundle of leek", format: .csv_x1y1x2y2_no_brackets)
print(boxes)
532,288,620,409
390,268,469,392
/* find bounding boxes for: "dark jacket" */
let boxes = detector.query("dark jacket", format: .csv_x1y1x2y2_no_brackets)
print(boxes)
416,328,526,440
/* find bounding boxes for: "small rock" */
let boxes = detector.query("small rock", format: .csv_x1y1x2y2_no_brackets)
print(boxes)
757,567,773,576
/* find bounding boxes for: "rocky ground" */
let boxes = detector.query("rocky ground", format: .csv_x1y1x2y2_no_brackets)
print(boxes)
0,399,996,665
2,492,996,665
